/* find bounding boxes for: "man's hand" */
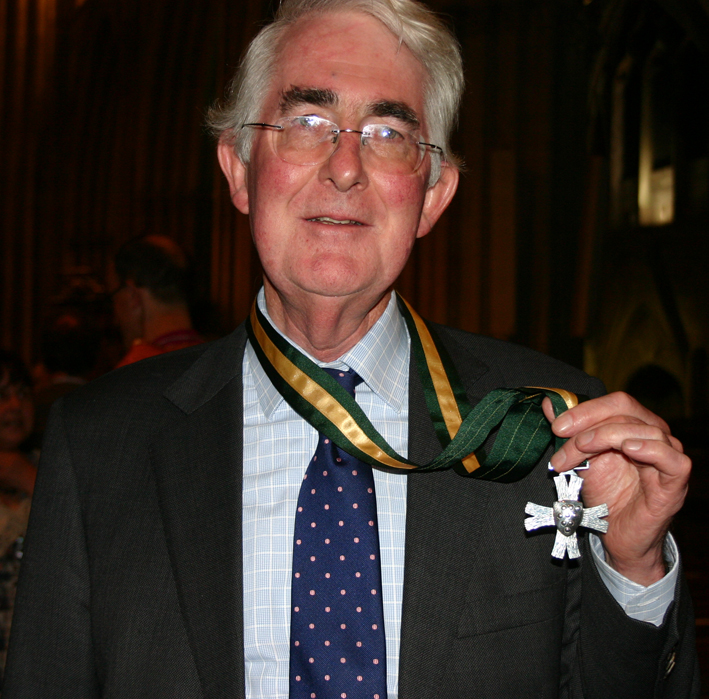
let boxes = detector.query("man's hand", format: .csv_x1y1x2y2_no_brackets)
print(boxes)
543,392,691,586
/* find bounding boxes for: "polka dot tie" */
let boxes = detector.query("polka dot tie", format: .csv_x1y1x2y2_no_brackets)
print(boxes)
289,368,388,699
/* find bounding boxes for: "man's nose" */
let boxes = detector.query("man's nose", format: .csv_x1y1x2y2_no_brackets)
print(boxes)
318,131,368,192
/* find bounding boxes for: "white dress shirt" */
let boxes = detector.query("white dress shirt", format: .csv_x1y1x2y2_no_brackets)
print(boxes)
241,289,677,699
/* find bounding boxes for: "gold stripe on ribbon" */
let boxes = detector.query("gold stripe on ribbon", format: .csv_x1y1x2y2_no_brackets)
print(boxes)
524,387,579,411
250,306,417,471
399,297,482,474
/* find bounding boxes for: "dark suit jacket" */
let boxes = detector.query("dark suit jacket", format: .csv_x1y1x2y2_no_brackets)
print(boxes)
3,323,700,698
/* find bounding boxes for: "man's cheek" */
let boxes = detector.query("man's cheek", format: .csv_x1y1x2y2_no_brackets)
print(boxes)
376,172,427,209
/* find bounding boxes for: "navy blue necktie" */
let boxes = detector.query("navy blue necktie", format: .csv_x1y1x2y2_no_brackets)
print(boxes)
289,367,388,699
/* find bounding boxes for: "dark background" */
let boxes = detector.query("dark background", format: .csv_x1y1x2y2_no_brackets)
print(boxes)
1,0,707,687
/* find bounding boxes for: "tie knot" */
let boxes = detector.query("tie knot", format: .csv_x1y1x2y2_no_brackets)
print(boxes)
323,367,362,397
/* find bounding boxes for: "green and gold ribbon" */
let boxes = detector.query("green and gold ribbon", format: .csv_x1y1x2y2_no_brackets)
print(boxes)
246,293,580,483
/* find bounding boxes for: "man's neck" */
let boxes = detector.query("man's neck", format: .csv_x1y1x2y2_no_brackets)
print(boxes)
263,284,391,363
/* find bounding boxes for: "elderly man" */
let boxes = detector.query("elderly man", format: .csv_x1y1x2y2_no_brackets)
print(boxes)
3,0,698,697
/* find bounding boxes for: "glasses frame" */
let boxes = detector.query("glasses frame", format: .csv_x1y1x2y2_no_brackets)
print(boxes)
241,117,443,173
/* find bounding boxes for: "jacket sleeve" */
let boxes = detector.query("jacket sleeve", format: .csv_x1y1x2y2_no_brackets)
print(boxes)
3,399,100,697
572,538,701,698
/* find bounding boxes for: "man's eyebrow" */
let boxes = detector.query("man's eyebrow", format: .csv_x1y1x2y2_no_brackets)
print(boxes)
369,100,420,127
279,86,338,113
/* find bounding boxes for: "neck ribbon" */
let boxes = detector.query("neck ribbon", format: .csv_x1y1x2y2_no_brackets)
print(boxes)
246,293,580,483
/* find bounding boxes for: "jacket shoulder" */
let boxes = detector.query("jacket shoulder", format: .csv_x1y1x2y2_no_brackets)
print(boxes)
430,323,604,397
58,325,248,422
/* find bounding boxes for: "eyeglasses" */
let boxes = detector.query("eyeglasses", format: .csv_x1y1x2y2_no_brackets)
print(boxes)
242,116,443,175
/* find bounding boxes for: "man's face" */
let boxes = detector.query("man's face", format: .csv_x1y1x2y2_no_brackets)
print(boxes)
219,11,458,310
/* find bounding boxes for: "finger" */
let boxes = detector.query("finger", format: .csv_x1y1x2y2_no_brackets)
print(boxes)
617,439,692,520
668,434,685,453
552,391,671,438
620,438,691,482
575,422,671,453
549,422,671,471
542,396,556,423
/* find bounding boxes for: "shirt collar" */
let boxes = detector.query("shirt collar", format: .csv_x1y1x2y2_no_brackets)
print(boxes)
246,289,410,419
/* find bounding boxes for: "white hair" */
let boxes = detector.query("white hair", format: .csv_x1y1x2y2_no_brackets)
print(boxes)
207,0,464,183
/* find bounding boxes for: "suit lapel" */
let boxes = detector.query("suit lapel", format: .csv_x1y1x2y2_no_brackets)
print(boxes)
399,329,506,696
151,327,248,699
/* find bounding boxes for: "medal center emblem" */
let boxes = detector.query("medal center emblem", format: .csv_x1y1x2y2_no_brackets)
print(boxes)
553,499,583,537
525,467,609,559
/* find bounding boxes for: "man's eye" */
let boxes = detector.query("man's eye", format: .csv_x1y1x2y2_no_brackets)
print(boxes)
294,116,321,129
372,125,404,141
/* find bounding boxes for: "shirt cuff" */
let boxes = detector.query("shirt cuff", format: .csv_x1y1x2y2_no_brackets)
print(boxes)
589,533,678,627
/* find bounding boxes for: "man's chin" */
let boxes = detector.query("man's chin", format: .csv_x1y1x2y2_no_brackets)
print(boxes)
292,279,383,304
264,267,391,313
291,259,381,296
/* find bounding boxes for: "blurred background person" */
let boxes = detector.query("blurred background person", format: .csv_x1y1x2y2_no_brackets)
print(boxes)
0,350,37,685
0,352,37,499
109,234,204,368
33,309,102,442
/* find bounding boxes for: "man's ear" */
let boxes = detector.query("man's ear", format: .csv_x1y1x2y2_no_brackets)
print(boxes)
123,281,144,311
217,140,250,214
416,164,459,239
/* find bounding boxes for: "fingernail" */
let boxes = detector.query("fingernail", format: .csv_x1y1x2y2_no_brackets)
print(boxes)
576,431,594,447
555,413,573,434
550,451,566,469
624,439,643,451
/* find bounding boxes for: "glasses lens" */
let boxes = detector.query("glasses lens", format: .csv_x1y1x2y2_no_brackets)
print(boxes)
270,117,427,174
362,124,422,174
274,116,335,166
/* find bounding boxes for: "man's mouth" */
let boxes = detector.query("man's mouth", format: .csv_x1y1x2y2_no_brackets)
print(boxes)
307,216,363,225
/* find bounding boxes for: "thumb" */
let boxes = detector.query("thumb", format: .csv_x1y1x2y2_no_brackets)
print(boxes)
542,396,558,424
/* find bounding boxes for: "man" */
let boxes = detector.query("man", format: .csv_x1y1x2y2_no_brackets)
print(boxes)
110,234,204,368
3,0,699,697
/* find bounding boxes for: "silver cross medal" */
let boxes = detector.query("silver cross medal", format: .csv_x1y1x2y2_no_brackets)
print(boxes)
524,463,609,559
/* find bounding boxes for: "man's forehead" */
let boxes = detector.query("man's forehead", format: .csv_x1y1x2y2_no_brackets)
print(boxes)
266,11,428,117
278,85,421,126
